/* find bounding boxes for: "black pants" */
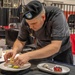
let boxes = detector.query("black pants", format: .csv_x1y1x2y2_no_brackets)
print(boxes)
54,47,73,65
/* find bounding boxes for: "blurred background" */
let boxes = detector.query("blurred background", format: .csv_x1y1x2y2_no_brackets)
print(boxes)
0,0,75,65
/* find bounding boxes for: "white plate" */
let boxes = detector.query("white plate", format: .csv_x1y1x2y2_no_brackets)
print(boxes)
0,52,20,62
0,53,5,62
0,62,31,71
37,63,70,74
0,49,12,62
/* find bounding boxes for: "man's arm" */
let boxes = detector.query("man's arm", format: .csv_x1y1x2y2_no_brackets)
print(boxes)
12,39,26,53
27,40,62,60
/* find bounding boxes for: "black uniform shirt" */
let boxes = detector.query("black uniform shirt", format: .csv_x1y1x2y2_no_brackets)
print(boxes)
18,6,70,50
17,6,72,63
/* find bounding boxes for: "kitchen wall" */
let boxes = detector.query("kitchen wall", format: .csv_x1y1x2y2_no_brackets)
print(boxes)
22,0,44,5
23,0,75,5
44,0,75,4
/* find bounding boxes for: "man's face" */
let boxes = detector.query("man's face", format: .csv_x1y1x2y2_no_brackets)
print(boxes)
26,15,45,31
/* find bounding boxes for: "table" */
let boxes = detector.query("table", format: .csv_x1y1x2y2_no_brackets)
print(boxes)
0,61,75,75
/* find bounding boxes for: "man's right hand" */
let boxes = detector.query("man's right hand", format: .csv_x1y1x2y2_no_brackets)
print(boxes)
4,50,17,62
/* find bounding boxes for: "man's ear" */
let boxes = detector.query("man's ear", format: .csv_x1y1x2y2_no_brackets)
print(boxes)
42,14,46,21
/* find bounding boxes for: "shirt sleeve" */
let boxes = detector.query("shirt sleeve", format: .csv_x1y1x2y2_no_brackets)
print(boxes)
17,18,29,41
51,12,70,40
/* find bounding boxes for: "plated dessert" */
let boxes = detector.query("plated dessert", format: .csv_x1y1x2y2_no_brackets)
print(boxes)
37,63,70,74
54,65,62,72
4,58,20,69
43,63,62,72
0,58,31,71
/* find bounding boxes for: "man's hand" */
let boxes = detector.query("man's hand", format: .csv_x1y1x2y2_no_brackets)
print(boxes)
14,53,30,66
4,50,17,62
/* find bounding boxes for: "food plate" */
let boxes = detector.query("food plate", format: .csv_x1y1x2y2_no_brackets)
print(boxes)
37,63,70,74
0,62,31,71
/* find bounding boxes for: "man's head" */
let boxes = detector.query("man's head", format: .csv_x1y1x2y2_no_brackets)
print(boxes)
23,1,46,31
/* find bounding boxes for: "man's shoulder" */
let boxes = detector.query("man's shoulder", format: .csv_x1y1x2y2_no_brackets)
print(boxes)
20,18,29,30
45,6,62,12
21,18,28,26
45,6,62,21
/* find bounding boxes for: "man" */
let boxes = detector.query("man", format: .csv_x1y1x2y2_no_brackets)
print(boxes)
4,1,73,66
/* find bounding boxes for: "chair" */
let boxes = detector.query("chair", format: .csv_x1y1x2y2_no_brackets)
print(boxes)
5,29,18,48
68,15,75,26
68,14,75,32
5,29,34,49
